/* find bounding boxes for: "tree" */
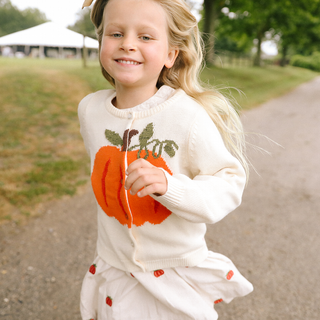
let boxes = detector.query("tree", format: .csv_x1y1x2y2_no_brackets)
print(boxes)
214,8,253,54
0,0,47,37
223,0,320,66
68,8,96,40
201,0,230,64
223,0,283,66
276,0,320,65
68,8,97,68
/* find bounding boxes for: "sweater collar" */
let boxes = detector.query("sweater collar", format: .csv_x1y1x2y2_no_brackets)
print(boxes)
105,86,184,119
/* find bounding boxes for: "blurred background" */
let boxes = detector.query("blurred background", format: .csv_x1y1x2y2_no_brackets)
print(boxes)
0,0,319,319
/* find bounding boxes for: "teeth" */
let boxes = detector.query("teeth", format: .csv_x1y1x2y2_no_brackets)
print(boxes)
118,60,140,65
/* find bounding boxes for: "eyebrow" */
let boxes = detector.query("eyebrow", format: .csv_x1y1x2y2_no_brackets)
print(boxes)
105,22,159,34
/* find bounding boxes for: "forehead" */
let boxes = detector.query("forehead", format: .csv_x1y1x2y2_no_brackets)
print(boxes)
104,0,168,30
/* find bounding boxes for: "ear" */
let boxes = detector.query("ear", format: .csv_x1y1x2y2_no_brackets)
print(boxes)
165,47,179,69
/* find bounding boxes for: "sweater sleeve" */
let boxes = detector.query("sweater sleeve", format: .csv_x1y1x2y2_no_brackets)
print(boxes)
78,93,95,155
151,110,246,224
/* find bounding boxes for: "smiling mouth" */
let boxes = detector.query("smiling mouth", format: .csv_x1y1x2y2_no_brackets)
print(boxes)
116,59,141,65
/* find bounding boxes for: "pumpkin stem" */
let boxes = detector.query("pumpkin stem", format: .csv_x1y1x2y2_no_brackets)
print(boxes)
121,129,129,152
122,129,139,152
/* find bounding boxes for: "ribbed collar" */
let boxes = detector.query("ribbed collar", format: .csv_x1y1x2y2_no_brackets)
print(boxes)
104,87,184,119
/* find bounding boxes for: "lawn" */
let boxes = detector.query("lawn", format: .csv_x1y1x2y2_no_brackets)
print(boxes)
0,57,318,224
201,64,319,109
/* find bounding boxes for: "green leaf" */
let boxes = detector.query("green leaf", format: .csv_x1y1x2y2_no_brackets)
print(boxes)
139,123,154,147
164,144,175,157
105,129,123,147
164,141,178,157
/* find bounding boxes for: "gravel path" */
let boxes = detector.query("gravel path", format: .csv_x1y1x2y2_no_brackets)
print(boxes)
1,76,320,319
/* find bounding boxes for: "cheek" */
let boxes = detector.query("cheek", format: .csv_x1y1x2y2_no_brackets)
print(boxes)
100,40,114,64
146,45,170,68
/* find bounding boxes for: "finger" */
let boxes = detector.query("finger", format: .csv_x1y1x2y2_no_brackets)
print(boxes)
127,168,167,196
125,165,160,191
136,183,166,198
126,168,161,194
126,158,153,175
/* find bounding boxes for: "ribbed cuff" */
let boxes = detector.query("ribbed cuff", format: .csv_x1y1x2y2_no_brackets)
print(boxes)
152,171,185,210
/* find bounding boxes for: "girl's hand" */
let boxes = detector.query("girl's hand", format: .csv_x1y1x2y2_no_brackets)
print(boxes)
125,159,167,197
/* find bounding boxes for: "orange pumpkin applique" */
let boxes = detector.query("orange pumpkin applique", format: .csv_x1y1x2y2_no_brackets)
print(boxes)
91,123,178,228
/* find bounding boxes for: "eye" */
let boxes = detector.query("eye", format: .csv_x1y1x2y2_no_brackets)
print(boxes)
141,36,151,41
112,33,122,38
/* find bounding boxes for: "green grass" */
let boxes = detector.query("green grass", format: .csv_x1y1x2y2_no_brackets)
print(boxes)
0,58,92,223
0,57,318,224
201,65,319,109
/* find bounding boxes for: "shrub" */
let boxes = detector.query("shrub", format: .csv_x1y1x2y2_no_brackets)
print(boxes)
290,52,320,71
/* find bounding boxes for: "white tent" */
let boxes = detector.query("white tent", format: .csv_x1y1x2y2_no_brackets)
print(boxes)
0,22,99,58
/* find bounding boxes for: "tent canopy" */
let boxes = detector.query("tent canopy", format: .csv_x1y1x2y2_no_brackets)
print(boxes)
0,22,98,49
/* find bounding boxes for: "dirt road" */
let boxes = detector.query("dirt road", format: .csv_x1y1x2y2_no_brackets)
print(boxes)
1,76,320,320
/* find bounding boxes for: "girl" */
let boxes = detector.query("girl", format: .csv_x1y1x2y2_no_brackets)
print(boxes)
79,0,253,319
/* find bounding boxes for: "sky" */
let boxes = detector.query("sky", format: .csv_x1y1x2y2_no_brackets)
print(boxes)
10,0,86,27
10,0,277,55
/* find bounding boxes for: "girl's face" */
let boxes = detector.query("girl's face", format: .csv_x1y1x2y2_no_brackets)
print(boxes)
100,0,178,94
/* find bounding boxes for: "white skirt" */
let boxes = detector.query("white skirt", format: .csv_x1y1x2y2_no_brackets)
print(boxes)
80,251,253,320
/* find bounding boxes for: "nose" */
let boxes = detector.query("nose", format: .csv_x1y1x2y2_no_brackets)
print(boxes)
120,35,137,52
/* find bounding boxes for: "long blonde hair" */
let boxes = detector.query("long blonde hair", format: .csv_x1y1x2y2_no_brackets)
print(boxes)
91,0,249,180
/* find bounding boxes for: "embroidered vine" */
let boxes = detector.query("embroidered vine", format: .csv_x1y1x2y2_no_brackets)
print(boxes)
104,123,178,159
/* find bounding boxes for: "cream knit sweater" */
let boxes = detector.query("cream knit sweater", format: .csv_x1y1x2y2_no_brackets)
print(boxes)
78,87,246,273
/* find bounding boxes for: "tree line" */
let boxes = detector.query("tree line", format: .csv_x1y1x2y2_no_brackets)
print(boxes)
0,0,47,37
202,0,320,66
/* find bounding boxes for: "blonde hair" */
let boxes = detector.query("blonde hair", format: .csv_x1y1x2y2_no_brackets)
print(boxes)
91,0,249,180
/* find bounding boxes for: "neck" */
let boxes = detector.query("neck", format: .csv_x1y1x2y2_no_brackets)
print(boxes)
113,84,158,110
